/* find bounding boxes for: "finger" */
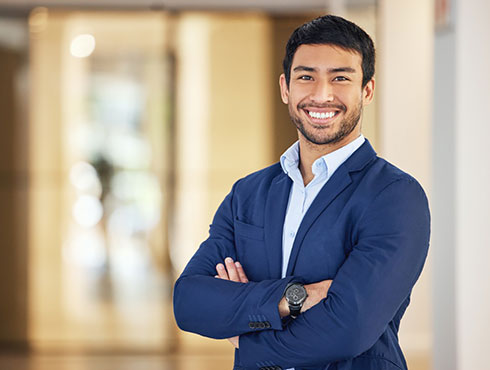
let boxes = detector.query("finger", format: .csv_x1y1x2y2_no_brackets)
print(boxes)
323,279,333,297
235,261,249,283
227,336,239,348
216,263,229,280
225,257,240,282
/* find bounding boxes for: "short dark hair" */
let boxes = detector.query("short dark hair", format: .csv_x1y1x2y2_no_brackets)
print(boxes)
283,15,375,87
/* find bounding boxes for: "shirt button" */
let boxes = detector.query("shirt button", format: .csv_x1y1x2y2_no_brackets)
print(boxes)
316,162,322,167
289,231,295,238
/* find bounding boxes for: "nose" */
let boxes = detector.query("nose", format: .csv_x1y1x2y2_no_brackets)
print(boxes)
310,79,334,103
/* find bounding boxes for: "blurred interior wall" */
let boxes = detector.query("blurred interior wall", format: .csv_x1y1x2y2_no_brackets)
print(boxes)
28,10,173,351
171,13,277,355
0,42,29,347
433,1,490,369
377,0,434,365
28,11,65,347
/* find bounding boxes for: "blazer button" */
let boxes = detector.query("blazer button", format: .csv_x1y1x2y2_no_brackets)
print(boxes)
258,322,266,329
249,322,256,329
264,321,271,328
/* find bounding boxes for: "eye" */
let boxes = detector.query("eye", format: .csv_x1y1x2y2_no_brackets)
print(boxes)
298,75,313,81
334,76,349,81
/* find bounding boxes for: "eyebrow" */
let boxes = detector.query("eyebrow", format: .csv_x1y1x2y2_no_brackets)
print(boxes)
292,65,357,73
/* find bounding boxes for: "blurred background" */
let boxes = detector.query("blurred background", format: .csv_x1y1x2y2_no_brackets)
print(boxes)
0,0,489,369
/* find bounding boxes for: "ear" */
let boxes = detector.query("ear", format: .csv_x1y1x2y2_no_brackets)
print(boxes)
279,73,289,104
362,78,375,106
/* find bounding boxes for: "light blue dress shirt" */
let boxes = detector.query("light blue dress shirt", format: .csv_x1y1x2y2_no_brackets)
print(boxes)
279,135,366,278
280,135,365,370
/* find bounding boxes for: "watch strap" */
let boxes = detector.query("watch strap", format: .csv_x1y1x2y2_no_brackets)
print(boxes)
289,304,302,318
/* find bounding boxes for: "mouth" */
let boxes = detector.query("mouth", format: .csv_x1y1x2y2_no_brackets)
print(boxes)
302,108,342,125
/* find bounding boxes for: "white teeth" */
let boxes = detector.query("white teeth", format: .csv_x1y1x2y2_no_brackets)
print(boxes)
308,111,337,119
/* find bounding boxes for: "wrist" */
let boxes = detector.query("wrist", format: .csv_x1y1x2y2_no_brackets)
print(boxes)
278,296,289,318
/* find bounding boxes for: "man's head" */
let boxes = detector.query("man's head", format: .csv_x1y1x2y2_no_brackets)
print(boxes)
279,15,376,148
283,15,375,88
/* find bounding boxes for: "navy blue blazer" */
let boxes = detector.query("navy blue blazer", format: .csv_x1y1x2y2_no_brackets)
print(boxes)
173,140,430,370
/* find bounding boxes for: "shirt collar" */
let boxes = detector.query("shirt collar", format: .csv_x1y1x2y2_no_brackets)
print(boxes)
280,140,301,175
280,135,366,179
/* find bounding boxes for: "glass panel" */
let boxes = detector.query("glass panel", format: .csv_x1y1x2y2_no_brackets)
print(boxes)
29,10,172,350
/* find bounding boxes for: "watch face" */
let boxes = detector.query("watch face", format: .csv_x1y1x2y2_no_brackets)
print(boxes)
286,284,307,304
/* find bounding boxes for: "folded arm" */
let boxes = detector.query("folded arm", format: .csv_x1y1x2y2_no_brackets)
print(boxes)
214,258,332,348
237,178,431,368
173,182,299,339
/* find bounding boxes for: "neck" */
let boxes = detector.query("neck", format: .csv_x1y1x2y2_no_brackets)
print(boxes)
298,133,361,186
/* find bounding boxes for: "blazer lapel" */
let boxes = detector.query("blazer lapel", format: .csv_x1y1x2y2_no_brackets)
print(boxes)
285,165,352,276
285,139,377,276
264,172,292,279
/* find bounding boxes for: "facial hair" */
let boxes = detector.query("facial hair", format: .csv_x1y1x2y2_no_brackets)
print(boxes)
289,99,363,146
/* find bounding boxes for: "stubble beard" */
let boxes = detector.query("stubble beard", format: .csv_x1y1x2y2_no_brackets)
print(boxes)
289,100,363,146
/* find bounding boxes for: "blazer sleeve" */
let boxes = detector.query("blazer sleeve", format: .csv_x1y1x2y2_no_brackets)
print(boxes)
173,180,299,339
238,178,431,369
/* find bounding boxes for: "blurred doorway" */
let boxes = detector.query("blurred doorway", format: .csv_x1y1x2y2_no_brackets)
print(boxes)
28,9,174,352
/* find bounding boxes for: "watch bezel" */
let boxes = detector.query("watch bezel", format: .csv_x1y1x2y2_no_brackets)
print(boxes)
285,283,308,305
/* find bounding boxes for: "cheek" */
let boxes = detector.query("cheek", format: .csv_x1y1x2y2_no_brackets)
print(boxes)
336,89,362,108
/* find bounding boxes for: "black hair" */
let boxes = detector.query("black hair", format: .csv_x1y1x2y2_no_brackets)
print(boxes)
283,15,375,87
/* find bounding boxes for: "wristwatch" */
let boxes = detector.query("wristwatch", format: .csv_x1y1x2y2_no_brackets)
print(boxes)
284,283,308,318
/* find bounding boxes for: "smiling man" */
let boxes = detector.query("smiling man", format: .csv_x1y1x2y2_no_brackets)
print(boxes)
174,15,430,370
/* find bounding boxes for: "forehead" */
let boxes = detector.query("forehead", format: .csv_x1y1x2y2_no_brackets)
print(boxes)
291,44,362,71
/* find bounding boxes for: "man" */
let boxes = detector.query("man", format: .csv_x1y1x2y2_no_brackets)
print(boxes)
173,15,430,370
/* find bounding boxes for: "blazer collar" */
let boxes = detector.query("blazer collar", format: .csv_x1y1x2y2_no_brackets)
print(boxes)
342,138,377,173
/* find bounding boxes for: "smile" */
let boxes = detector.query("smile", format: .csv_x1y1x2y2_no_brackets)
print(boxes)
304,109,341,122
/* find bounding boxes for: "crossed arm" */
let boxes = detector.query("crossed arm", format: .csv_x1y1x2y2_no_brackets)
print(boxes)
174,178,430,368
214,257,332,348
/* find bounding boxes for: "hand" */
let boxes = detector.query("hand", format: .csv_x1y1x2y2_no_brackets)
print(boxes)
278,279,333,318
215,257,249,283
302,279,332,312
215,257,249,348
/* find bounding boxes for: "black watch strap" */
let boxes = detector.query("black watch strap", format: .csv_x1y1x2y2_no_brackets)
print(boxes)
289,304,302,318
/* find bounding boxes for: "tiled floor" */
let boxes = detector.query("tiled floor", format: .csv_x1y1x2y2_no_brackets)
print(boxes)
0,353,234,370
0,352,429,370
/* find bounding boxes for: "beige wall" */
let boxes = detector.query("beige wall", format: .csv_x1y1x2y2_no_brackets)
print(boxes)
29,11,66,346
377,0,434,367
171,12,276,275
171,13,277,355
432,1,490,369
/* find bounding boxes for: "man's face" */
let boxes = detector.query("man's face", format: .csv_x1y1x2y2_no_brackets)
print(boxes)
280,44,374,147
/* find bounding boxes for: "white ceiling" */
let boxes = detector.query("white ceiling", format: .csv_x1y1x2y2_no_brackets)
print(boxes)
0,0,375,14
